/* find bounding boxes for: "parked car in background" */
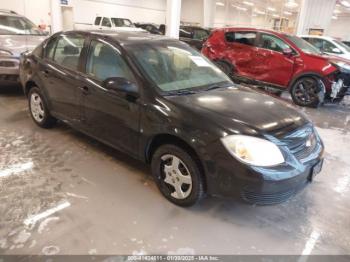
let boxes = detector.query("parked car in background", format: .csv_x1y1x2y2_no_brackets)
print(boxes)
180,26,210,50
20,30,324,206
134,23,164,35
301,35,350,60
0,9,47,83
93,16,145,32
202,28,350,107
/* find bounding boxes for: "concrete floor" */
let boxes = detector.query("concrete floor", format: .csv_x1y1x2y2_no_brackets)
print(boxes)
0,84,350,256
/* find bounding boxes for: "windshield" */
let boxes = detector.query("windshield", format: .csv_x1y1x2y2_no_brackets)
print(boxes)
127,42,232,93
334,39,350,52
111,18,135,28
285,35,322,55
0,15,44,35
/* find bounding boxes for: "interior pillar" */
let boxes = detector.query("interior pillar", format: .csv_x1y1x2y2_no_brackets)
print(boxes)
166,0,182,39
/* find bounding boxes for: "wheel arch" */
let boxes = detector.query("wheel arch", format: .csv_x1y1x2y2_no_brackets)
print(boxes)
24,80,37,97
288,72,326,92
145,133,207,190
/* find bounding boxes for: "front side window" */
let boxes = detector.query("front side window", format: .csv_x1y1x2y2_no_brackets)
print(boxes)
0,15,44,35
53,35,85,70
260,34,290,52
225,31,257,46
101,18,111,27
128,42,232,92
111,18,134,27
86,40,135,82
323,40,342,54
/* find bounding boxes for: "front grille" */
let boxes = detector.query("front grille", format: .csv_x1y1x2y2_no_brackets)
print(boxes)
0,74,19,82
280,124,317,161
0,61,16,67
241,188,296,205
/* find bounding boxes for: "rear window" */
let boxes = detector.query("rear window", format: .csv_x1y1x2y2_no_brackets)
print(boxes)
225,31,257,46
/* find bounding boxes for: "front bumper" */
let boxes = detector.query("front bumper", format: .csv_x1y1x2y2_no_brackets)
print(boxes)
0,57,20,82
203,129,324,205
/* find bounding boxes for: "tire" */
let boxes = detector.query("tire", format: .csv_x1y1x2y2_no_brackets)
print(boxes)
290,77,323,108
151,144,205,207
215,60,233,76
28,87,56,128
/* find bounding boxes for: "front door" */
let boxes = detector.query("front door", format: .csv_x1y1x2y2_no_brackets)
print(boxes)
80,39,140,156
254,33,295,87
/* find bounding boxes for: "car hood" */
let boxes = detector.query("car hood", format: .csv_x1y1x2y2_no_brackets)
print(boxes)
166,86,309,138
0,35,47,57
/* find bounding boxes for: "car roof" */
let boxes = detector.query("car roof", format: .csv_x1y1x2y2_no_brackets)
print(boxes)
62,30,175,45
215,27,283,35
0,10,21,17
299,35,335,41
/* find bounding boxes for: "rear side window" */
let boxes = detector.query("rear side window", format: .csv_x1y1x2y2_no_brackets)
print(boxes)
45,38,57,60
225,31,257,46
101,17,111,27
53,35,85,70
94,17,102,26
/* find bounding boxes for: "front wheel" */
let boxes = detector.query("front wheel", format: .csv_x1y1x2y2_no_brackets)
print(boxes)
28,87,56,128
151,144,205,207
290,77,324,108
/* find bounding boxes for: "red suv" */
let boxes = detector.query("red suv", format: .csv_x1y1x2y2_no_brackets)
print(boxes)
202,28,350,107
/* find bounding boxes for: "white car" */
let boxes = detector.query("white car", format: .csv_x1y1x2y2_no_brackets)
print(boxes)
93,16,146,32
300,35,350,60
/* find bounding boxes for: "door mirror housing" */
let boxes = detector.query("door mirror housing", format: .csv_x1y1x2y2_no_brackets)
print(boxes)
282,48,294,56
103,77,139,98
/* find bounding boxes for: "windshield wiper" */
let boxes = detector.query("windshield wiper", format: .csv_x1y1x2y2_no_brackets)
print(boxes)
166,89,198,96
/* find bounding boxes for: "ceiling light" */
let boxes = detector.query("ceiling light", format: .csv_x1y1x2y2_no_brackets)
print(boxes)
332,15,338,19
216,2,225,6
340,0,350,8
272,14,279,17
232,4,248,11
334,9,341,14
243,1,254,6
254,9,266,15
267,7,276,11
284,11,292,15
285,0,298,8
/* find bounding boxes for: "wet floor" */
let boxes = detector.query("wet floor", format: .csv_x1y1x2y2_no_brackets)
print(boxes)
0,84,350,255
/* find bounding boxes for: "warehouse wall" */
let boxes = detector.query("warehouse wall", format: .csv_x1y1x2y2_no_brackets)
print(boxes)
181,0,203,26
0,0,166,30
329,17,350,41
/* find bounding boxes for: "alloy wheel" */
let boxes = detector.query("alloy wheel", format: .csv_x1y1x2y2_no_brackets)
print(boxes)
160,154,192,200
30,93,45,123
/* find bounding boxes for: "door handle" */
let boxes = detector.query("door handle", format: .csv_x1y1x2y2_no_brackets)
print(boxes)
42,69,50,77
79,85,89,94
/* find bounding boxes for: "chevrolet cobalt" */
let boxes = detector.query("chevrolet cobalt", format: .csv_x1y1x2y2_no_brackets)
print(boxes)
20,31,324,206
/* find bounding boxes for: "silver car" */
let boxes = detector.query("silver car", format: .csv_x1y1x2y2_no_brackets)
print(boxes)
0,10,47,82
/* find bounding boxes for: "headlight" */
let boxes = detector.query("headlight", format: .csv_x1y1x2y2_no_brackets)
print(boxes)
0,49,13,56
330,60,350,71
221,135,285,167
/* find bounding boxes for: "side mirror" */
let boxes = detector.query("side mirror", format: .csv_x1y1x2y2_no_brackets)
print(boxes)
332,47,342,54
282,48,293,56
103,77,139,99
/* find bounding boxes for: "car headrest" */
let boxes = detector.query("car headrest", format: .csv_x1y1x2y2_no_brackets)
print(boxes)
63,45,79,55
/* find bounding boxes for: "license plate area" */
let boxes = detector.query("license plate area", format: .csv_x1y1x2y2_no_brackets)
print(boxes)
308,159,323,182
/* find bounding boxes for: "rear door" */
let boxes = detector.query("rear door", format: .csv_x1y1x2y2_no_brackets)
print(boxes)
254,33,295,87
79,39,140,156
223,30,260,79
40,33,86,123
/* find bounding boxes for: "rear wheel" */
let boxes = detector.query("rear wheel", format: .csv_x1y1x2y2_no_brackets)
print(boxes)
290,77,323,108
28,87,56,128
151,144,205,207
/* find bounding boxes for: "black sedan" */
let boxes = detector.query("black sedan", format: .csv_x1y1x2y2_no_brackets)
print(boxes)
20,30,324,206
